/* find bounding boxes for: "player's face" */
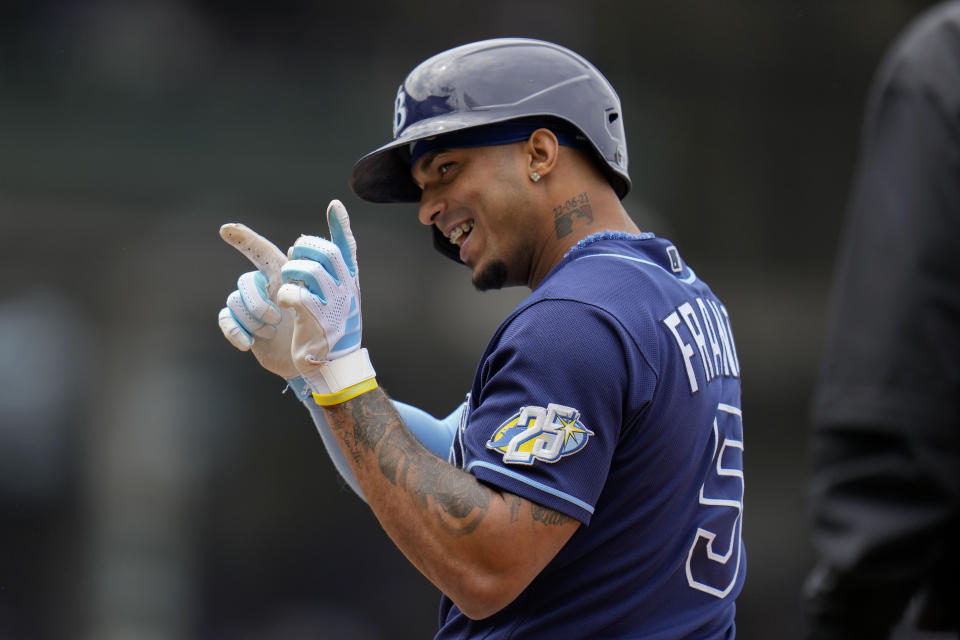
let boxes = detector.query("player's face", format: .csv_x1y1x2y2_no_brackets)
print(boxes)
413,144,542,290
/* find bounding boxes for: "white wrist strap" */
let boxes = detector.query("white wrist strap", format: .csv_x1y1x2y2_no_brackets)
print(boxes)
304,348,377,406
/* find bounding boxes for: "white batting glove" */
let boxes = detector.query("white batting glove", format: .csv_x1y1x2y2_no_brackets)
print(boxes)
217,223,302,386
277,200,376,404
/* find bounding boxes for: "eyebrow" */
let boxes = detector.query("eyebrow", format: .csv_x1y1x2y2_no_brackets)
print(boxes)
412,149,444,189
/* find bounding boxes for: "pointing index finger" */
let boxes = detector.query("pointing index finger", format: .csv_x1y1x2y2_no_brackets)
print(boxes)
220,223,288,293
326,199,357,276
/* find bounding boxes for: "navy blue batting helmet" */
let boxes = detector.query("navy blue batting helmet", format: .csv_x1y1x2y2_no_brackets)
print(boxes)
349,38,631,204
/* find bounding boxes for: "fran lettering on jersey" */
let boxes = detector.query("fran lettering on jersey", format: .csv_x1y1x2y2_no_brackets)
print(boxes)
663,297,740,393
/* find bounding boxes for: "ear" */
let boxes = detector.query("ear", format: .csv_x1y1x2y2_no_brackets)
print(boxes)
525,128,560,178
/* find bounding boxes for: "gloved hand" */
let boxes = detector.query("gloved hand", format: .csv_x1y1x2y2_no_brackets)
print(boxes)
217,223,301,383
277,199,376,404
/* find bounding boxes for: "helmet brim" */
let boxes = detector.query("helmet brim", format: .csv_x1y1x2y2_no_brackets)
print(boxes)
349,141,420,204
349,110,589,203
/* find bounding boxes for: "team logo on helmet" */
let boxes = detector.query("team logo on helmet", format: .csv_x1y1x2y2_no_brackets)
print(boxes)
393,85,408,138
487,403,594,465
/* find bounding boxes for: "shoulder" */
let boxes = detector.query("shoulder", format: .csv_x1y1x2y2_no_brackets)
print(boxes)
876,2,960,102
481,234,699,375
533,233,705,323
492,296,636,367
479,283,647,389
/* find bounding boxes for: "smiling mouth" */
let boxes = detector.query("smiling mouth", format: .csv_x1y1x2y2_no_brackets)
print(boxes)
447,220,475,246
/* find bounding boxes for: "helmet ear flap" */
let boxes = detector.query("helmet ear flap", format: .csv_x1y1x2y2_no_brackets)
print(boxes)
432,225,463,263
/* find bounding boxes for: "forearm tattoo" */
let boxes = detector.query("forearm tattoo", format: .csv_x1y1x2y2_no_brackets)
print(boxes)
326,390,574,535
325,390,490,536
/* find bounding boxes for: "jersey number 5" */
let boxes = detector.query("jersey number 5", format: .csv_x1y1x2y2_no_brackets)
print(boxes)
685,402,744,598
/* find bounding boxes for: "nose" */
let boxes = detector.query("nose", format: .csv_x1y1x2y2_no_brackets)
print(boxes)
417,192,444,227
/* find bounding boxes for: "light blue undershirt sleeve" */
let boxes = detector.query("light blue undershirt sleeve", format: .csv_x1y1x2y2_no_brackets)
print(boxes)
302,399,367,500
290,378,463,503
392,400,462,460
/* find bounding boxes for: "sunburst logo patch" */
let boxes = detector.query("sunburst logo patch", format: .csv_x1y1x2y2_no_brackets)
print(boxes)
487,403,594,465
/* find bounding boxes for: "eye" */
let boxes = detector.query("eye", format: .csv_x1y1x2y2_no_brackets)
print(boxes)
438,162,455,178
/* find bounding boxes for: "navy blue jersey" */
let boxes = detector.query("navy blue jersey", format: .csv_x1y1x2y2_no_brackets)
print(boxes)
437,233,746,639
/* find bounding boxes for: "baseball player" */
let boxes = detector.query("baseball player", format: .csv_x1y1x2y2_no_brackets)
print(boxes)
219,39,746,638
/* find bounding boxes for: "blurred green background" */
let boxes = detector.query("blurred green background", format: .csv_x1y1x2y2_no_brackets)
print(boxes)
0,1,934,638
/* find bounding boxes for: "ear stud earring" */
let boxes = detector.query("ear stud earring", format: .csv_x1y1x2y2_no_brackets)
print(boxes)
530,171,541,182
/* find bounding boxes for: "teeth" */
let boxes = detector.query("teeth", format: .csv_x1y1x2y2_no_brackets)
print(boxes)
448,221,474,245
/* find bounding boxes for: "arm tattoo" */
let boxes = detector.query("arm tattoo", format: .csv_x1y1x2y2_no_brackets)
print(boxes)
326,390,491,537
531,503,574,527
507,495,522,523
326,391,574,535
326,388,391,464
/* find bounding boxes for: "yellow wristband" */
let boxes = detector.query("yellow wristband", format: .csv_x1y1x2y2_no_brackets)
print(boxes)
312,377,378,406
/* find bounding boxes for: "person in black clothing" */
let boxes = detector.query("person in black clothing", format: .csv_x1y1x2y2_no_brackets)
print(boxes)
804,2,960,638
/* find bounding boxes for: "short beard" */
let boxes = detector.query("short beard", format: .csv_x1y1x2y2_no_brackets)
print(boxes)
472,259,508,291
